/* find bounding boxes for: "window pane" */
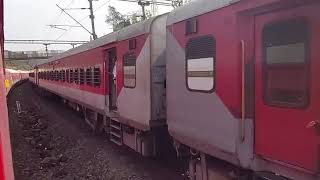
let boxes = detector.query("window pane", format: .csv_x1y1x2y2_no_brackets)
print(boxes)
187,58,214,91
266,43,305,64
123,54,136,88
186,35,215,92
263,21,308,107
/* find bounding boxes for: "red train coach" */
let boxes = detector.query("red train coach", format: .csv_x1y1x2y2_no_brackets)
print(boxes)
34,14,167,156
166,0,320,179
0,0,15,178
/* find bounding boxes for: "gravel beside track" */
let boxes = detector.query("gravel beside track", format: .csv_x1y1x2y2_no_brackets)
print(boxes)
8,81,187,180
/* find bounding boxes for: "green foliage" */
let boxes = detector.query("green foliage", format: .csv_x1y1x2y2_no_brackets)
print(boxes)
106,6,131,31
105,6,152,32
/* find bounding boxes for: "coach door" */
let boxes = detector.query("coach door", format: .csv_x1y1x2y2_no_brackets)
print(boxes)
254,4,320,173
106,48,117,111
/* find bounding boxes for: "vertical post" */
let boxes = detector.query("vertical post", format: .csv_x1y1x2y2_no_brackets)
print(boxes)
240,40,246,142
43,44,49,57
141,4,146,20
138,1,150,20
200,152,208,180
88,0,97,40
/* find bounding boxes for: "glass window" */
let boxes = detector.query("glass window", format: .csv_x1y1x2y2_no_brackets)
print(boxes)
66,69,70,83
74,69,79,84
79,68,85,84
70,69,74,83
123,53,136,88
263,20,309,108
86,68,92,86
186,35,215,92
93,67,101,87
55,70,59,81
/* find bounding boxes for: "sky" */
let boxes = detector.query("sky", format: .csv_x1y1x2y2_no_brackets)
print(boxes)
4,0,173,51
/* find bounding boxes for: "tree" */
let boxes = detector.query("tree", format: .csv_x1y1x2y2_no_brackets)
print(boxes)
106,6,131,32
106,6,152,32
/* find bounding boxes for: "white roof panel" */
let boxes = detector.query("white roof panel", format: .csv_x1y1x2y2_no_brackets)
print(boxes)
167,0,240,25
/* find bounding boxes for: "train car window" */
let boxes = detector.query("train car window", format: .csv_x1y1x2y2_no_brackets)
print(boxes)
93,67,101,87
123,53,136,88
66,69,70,83
29,72,35,78
54,71,56,80
86,68,92,86
263,20,309,108
58,71,61,81
55,70,59,81
70,69,74,83
79,68,85,84
74,69,79,84
49,71,52,80
186,35,215,92
62,70,66,82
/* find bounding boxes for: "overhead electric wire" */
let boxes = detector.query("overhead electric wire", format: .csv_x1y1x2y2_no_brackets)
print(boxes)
113,0,172,6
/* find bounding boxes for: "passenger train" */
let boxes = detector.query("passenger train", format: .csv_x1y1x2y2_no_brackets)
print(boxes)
30,0,320,179
0,0,15,179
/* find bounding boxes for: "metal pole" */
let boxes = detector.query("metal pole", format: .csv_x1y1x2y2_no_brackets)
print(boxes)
138,1,150,20
88,0,98,40
43,44,49,57
141,4,146,20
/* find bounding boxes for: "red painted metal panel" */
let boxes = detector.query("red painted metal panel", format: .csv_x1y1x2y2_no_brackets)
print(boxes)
37,46,109,96
254,4,320,173
168,4,242,117
0,0,15,178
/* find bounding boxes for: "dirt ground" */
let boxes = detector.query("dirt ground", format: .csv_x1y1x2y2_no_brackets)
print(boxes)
7,81,187,180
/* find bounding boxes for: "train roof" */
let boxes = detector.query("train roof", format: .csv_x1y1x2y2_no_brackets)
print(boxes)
48,14,165,63
167,0,240,25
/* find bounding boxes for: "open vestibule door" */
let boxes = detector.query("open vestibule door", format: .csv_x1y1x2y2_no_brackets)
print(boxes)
105,48,117,111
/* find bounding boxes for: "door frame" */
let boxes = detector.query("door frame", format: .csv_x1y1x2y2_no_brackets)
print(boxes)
253,4,319,173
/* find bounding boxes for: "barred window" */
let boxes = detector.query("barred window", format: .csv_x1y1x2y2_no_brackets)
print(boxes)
55,70,59,81
70,69,74,83
51,71,54,80
123,53,136,88
86,68,92,86
74,69,79,84
62,70,66,82
80,68,85,84
93,67,101,87
186,35,215,92
66,69,70,83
